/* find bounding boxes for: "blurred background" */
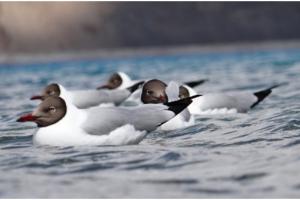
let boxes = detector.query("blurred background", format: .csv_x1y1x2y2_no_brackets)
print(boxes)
1,2,300,198
1,2,300,54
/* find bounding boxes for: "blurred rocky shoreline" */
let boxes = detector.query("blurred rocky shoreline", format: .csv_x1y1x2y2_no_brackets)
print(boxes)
1,2,300,61
1,40,300,65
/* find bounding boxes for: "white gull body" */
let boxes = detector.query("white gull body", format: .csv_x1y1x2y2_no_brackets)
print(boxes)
121,88,143,106
185,85,273,115
114,72,138,89
158,81,195,131
58,84,133,109
123,81,195,131
33,99,179,146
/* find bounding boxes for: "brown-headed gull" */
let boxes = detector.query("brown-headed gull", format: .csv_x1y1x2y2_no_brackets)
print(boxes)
141,79,197,131
122,76,207,107
17,95,199,146
180,83,283,115
97,72,207,91
31,81,144,109
96,72,139,90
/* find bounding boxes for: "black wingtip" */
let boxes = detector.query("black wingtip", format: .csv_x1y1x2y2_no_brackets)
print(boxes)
251,83,286,109
164,95,201,115
184,79,208,88
127,81,145,93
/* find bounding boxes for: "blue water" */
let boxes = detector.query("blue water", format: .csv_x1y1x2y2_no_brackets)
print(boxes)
1,48,300,198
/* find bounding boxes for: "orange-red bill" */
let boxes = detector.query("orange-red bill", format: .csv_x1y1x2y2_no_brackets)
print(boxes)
97,84,113,90
30,95,42,100
159,95,167,103
17,113,37,122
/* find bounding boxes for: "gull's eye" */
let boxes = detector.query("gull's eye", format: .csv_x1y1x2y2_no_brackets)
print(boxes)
179,93,186,99
47,90,55,95
146,90,153,95
48,106,56,113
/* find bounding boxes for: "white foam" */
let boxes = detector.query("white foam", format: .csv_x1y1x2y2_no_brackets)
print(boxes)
193,108,238,115
98,103,115,107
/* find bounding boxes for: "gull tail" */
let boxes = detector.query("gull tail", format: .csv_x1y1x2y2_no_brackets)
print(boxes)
165,95,201,115
127,81,145,93
251,83,287,109
184,79,208,88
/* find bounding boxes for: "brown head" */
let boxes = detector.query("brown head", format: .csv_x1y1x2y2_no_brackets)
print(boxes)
31,83,60,100
17,96,67,127
97,73,122,90
141,79,168,104
179,85,190,99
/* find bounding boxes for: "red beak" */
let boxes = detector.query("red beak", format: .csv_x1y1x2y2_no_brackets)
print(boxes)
30,95,43,100
159,95,167,103
96,85,112,90
17,113,37,122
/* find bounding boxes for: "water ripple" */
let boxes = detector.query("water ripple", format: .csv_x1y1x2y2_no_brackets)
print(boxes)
1,49,300,197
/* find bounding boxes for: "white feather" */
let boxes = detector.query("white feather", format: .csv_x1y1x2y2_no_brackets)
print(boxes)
58,84,131,109
33,100,176,146
165,81,180,102
185,85,258,114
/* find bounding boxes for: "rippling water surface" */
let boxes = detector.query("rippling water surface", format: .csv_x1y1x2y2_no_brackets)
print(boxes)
1,48,300,198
